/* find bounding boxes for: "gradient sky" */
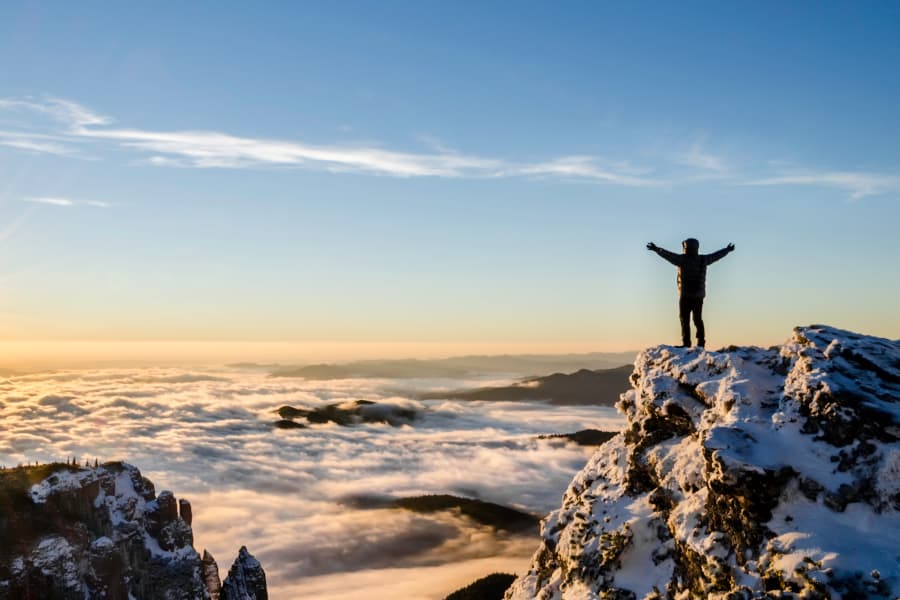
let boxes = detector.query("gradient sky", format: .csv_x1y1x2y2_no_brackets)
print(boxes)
1,1,899,364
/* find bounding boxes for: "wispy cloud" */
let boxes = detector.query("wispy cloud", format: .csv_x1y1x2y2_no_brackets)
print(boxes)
27,197,73,206
672,141,728,173
510,156,658,186
0,137,73,156
746,171,900,200
2,96,899,199
0,210,33,245
0,96,656,184
83,126,509,176
0,97,110,128
0,130,79,156
26,196,110,208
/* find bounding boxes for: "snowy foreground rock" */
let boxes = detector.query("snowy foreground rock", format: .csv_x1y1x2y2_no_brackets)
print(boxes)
507,325,900,599
0,461,267,599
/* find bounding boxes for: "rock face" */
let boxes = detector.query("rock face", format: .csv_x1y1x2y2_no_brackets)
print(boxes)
0,461,267,600
506,325,900,599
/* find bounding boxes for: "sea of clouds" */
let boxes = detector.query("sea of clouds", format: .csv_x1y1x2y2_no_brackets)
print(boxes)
0,366,624,598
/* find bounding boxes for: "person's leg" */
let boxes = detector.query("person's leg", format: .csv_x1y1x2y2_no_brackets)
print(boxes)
693,298,705,347
678,297,691,346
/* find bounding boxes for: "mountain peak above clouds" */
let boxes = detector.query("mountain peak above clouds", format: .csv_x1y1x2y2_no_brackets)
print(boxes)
506,325,900,599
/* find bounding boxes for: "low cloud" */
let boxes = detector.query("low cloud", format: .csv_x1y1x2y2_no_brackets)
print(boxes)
1,366,624,597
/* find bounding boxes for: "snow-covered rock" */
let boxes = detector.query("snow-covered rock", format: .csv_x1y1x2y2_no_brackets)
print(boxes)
221,546,268,600
506,325,900,599
0,461,267,600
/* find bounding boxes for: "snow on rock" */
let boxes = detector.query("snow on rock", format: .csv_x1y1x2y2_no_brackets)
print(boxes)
221,546,268,600
506,325,900,599
0,461,267,600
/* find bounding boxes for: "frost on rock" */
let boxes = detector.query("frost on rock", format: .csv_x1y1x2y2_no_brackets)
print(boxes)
506,325,900,599
0,461,267,600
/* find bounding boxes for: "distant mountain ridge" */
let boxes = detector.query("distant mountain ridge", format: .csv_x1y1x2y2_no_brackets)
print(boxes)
267,351,637,380
342,494,540,533
420,365,633,406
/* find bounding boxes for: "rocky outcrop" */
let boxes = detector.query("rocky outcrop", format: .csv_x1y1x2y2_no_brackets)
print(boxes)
421,365,632,406
506,325,900,599
446,572,517,600
343,494,540,533
221,546,267,600
538,429,618,446
202,550,222,600
0,461,267,600
274,399,418,427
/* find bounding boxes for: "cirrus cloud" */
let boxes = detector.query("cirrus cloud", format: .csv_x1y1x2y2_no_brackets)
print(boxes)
26,196,110,208
0,96,664,185
3,96,898,200
746,170,900,201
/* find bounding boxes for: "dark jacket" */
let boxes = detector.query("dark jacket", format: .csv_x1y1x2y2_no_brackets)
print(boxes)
652,246,731,298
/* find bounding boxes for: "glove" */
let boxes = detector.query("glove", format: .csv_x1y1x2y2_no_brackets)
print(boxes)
727,243,735,252
646,242,657,251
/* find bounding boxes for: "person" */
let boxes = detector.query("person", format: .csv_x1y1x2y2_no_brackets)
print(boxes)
646,238,734,347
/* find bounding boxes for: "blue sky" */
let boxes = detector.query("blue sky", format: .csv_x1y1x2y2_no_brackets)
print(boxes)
1,1,899,362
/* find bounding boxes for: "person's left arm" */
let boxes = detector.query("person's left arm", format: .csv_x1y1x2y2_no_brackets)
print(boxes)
704,243,735,265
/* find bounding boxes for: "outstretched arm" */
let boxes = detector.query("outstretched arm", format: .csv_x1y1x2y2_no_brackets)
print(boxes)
646,242,682,266
704,243,735,265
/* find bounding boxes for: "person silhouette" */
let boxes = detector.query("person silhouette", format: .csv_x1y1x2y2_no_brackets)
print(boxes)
647,238,734,347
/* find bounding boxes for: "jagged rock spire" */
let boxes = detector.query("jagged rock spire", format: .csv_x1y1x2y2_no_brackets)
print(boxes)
221,546,268,600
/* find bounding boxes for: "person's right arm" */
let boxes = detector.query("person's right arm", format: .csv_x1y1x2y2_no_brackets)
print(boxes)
647,242,681,266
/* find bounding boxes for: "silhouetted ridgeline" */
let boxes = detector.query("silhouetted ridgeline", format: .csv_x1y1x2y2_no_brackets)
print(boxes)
273,399,417,428
537,429,618,446
341,494,540,534
421,365,632,406
0,461,267,600
267,352,637,380
505,325,900,598
444,572,517,600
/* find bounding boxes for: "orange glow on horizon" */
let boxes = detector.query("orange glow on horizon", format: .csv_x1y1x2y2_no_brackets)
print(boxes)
0,338,646,370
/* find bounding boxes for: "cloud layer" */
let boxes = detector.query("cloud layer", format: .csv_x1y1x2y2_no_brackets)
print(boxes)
0,367,624,598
